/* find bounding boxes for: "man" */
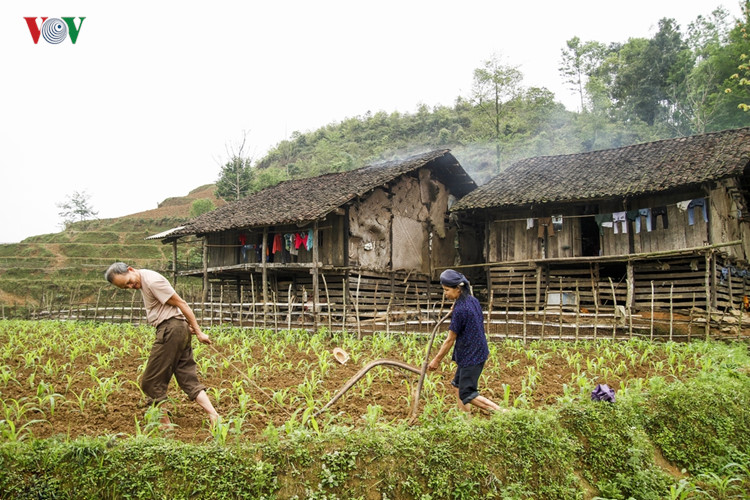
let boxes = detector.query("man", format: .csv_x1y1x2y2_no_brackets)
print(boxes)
105,262,219,428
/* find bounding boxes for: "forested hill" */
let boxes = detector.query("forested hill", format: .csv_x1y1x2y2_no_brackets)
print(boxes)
215,8,750,198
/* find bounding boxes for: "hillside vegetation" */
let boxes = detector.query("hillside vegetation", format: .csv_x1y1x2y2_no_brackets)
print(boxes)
0,185,222,310
245,8,750,193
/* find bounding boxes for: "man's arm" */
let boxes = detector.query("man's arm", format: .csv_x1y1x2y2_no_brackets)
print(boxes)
165,292,211,344
428,330,457,371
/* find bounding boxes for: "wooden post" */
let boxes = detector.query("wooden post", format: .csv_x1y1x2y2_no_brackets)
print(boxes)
172,240,178,286
558,277,563,340
535,264,542,313
272,290,278,333
711,251,718,312
343,278,347,332
312,220,320,333
415,283,422,334
219,284,224,326
626,260,634,315
505,275,511,337
591,263,599,340
239,286,244,328
609,277,617,339
688,292,695,341
522,275,527,343
355,273,362,340
669,283,674,341
705,252,711,340
250,274,256,329
541,284,548,340
322,274,332,333
650,280,655,341
287,283,293,331
262,228,268,315
94,288,101,322
374,283,380,332
210,283,215,327
403,284,409,335
202,237,209,303
386,297,392,335
129,292,136,323
487,290,494,338
576,280,581,342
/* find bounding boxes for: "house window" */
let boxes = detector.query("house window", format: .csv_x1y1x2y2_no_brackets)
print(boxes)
547,292,578,307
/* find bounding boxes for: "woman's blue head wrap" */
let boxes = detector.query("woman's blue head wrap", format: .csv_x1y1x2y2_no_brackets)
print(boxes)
439,269,470,288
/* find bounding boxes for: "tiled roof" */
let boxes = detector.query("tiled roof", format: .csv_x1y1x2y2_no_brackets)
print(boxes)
172,150,474,236
453,128,750,211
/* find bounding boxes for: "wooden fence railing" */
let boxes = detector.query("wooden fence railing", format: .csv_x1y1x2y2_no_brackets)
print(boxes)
2,294,746,342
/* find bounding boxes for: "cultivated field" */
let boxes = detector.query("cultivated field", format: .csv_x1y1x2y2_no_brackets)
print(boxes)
1,320,749,499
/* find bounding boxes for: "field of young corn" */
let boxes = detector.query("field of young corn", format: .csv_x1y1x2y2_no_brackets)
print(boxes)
0,319,748,499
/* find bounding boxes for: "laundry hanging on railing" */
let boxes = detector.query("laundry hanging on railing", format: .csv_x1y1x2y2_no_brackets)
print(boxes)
524,198,709,236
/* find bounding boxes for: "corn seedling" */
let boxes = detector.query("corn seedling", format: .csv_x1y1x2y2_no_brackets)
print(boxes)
69,389,89,413
505,359,520,370
209,419,231,445
501,383,512,407
361,404,383,428
237,390,258,417
0,366,19,387
301,407,320,435
0,417,45,442
208,387,227,407
297,375,319,409
317,353,332,378
35,381,62,417
134,405,166,439
89,376,124,410
271,387,291,409
22,351,40,369
40,358,58,378
666,479,697,500
558,384,576,404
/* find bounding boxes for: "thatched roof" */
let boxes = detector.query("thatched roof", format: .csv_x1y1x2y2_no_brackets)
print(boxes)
453,127,750,211
172,150,474,237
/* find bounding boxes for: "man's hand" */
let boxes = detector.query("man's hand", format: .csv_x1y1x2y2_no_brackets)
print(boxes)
428,358,440,371
195,330,212,345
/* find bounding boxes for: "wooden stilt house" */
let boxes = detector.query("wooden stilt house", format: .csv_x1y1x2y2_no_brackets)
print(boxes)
155,150,477,332
451,127,750,338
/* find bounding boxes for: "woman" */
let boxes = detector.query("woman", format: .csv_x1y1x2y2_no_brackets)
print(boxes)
428,269,501,413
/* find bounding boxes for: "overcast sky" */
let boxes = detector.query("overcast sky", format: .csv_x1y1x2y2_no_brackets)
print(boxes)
0,0,742,243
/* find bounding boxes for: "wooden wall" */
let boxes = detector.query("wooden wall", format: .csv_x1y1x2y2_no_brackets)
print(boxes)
486,185,747,263
349,168,460,275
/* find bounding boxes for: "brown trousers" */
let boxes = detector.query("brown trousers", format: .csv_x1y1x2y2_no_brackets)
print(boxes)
141,317,206,403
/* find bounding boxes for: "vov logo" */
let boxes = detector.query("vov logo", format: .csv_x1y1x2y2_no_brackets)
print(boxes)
24,17,85,44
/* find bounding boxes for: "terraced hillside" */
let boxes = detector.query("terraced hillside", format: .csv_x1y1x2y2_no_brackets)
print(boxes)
0,185,223,311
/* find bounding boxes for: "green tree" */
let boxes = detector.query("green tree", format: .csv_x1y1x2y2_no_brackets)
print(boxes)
559,37,606,112
610,19,690,127
470,54,524,172
728,1,750,112
677,7,733,133
56,191,98,228
189,199,215,218
216,134,254,201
